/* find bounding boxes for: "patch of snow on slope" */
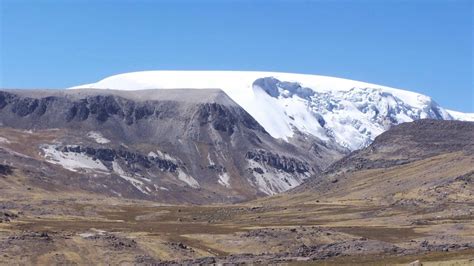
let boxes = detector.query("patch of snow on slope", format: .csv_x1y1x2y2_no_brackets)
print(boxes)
153,150,178,163
42,145,108,172
218,172,231,188
112,161,149,194
87,131,110,144
154,184,169,191
0,137,11,144
79,233,95,238
207,153,215,165
148,151,158,157
277,93,329,141
177,169,200,188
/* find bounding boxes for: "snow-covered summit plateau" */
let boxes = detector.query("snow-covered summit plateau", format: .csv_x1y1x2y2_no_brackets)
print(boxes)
71,71,473,150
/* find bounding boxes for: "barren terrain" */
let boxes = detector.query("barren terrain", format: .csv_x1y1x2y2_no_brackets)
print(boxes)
1,165,473,264
0,97,473,265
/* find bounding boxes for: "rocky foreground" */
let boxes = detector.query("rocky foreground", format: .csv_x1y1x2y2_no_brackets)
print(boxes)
0,197,473,264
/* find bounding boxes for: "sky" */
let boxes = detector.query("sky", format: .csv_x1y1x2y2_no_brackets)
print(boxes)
0,0,472,112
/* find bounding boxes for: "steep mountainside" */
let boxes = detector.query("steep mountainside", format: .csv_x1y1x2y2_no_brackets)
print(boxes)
71,71,473,150
273,120,474,206
0,89,344,203
325,119,474,173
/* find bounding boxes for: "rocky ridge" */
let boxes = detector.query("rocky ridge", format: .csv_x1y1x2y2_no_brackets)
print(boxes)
0,89,344,203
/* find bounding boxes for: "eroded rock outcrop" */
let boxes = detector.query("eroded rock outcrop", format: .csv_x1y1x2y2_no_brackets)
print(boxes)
246,150,310,174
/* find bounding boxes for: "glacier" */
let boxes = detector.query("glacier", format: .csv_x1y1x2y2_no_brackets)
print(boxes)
70,71,473,150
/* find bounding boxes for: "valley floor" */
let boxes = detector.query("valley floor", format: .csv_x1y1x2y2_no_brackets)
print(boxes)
1,186,473,265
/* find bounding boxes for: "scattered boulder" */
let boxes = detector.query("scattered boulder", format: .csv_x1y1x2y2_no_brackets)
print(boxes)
0,164,13,176
0,210,18,223
84,233,137,251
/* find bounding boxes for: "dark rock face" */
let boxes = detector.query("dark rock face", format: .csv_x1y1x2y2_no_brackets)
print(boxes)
0,93,56,118
0,90,268,137
198,103,265,135
80,96,117,122
198,103,238,134
60,145,178,172
0,164,13,176
0,91,158,125
246,150,310,174
12,98,40,117
253,167,264,174
207,164,226,173
66,99,90,121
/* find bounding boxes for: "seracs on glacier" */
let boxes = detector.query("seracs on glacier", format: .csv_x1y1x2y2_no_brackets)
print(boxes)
70,71,473,150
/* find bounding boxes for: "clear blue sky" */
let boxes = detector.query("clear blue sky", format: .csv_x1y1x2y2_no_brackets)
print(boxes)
1,0,472,112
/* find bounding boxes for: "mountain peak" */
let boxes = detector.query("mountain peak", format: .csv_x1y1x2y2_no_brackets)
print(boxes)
70,71,472,150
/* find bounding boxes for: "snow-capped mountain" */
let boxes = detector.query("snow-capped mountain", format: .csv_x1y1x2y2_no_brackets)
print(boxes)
71,71,473,150
1,72,471,201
